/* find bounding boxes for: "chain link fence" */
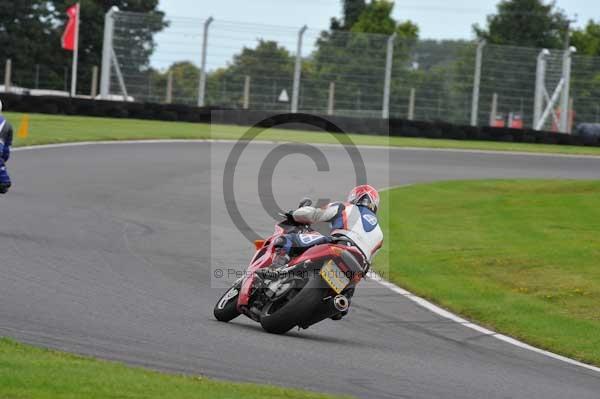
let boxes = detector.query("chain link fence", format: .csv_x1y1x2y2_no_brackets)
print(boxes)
4,10,600,132
1,60,98,96
572,54,600,125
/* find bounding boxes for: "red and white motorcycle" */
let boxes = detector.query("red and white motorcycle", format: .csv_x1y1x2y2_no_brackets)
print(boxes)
213,199,369,334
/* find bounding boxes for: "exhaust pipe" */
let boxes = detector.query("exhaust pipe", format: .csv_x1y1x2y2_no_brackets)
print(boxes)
299,294,351,329
333,295,349,312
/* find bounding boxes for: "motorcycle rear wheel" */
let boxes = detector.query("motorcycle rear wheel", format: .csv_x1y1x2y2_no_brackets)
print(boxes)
260,275,328,334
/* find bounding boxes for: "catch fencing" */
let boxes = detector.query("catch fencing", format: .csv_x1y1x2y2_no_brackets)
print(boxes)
1,60,98,98
4,9,600,133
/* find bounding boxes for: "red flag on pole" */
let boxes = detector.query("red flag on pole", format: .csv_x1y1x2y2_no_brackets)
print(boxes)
61,4,79,51
61,3,80,96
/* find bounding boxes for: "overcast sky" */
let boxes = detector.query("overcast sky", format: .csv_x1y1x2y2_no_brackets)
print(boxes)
158,0,596,40
150,0,599,69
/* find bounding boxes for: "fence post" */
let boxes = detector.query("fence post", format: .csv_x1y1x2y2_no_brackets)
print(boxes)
4,59,12,92
327,81,335,115
100,7,118,99
166,71,173,104
533,49,550,129
568,97,574,134
91,66,99,98
197,17,214,107
291,25,308,113
243,75,251,109
536,78,564,130
489,93,498,126
470,40,486,127
382,33,397,119
560,47,576,133
111,48,128,99
408,88,416,120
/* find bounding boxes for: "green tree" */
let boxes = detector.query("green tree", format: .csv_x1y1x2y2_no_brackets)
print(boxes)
157,39,299,108
53,0,168,95
474,0,569,49
148,61,199,104
308,1,418,115
330,0,367,31
0,1,63,89
469,0,572,128
207,40,295,109
351,0,396,35
412,40,471,71
569,21,600,124
0,0,167,94
390,39,475,123
571,20,600,56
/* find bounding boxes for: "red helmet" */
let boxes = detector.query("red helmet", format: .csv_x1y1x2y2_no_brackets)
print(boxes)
348,185,380,213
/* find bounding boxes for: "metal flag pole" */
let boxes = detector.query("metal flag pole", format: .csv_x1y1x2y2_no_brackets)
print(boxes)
70,3,81,97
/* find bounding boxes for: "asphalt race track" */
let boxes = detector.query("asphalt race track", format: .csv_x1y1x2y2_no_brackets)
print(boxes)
2,141,600,399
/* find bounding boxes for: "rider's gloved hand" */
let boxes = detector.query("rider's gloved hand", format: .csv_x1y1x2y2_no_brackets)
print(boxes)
285,210,297,224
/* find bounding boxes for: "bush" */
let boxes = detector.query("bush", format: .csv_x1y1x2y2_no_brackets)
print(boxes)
399,125,420,137
106,107,128,118
424,128,442,139
40,102,59,114
522,134,536,143
157,110,177,121
464,126,480,140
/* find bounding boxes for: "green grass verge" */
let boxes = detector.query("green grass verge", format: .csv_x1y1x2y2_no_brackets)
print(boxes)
0,338,350,399
6,112,600,156
378,180,600,366
3,114,600,394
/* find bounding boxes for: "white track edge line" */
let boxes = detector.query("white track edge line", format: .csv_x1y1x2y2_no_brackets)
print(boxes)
370,182,600,374
12,138,600,159
367,271,600,374
13,140,600,373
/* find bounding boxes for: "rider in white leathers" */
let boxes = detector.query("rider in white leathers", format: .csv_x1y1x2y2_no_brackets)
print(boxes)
289,185,383,320
274,185,384,269
265,185,383,320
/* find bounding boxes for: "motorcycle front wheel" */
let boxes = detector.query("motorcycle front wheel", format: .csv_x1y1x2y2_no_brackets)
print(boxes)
213,281,242,322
